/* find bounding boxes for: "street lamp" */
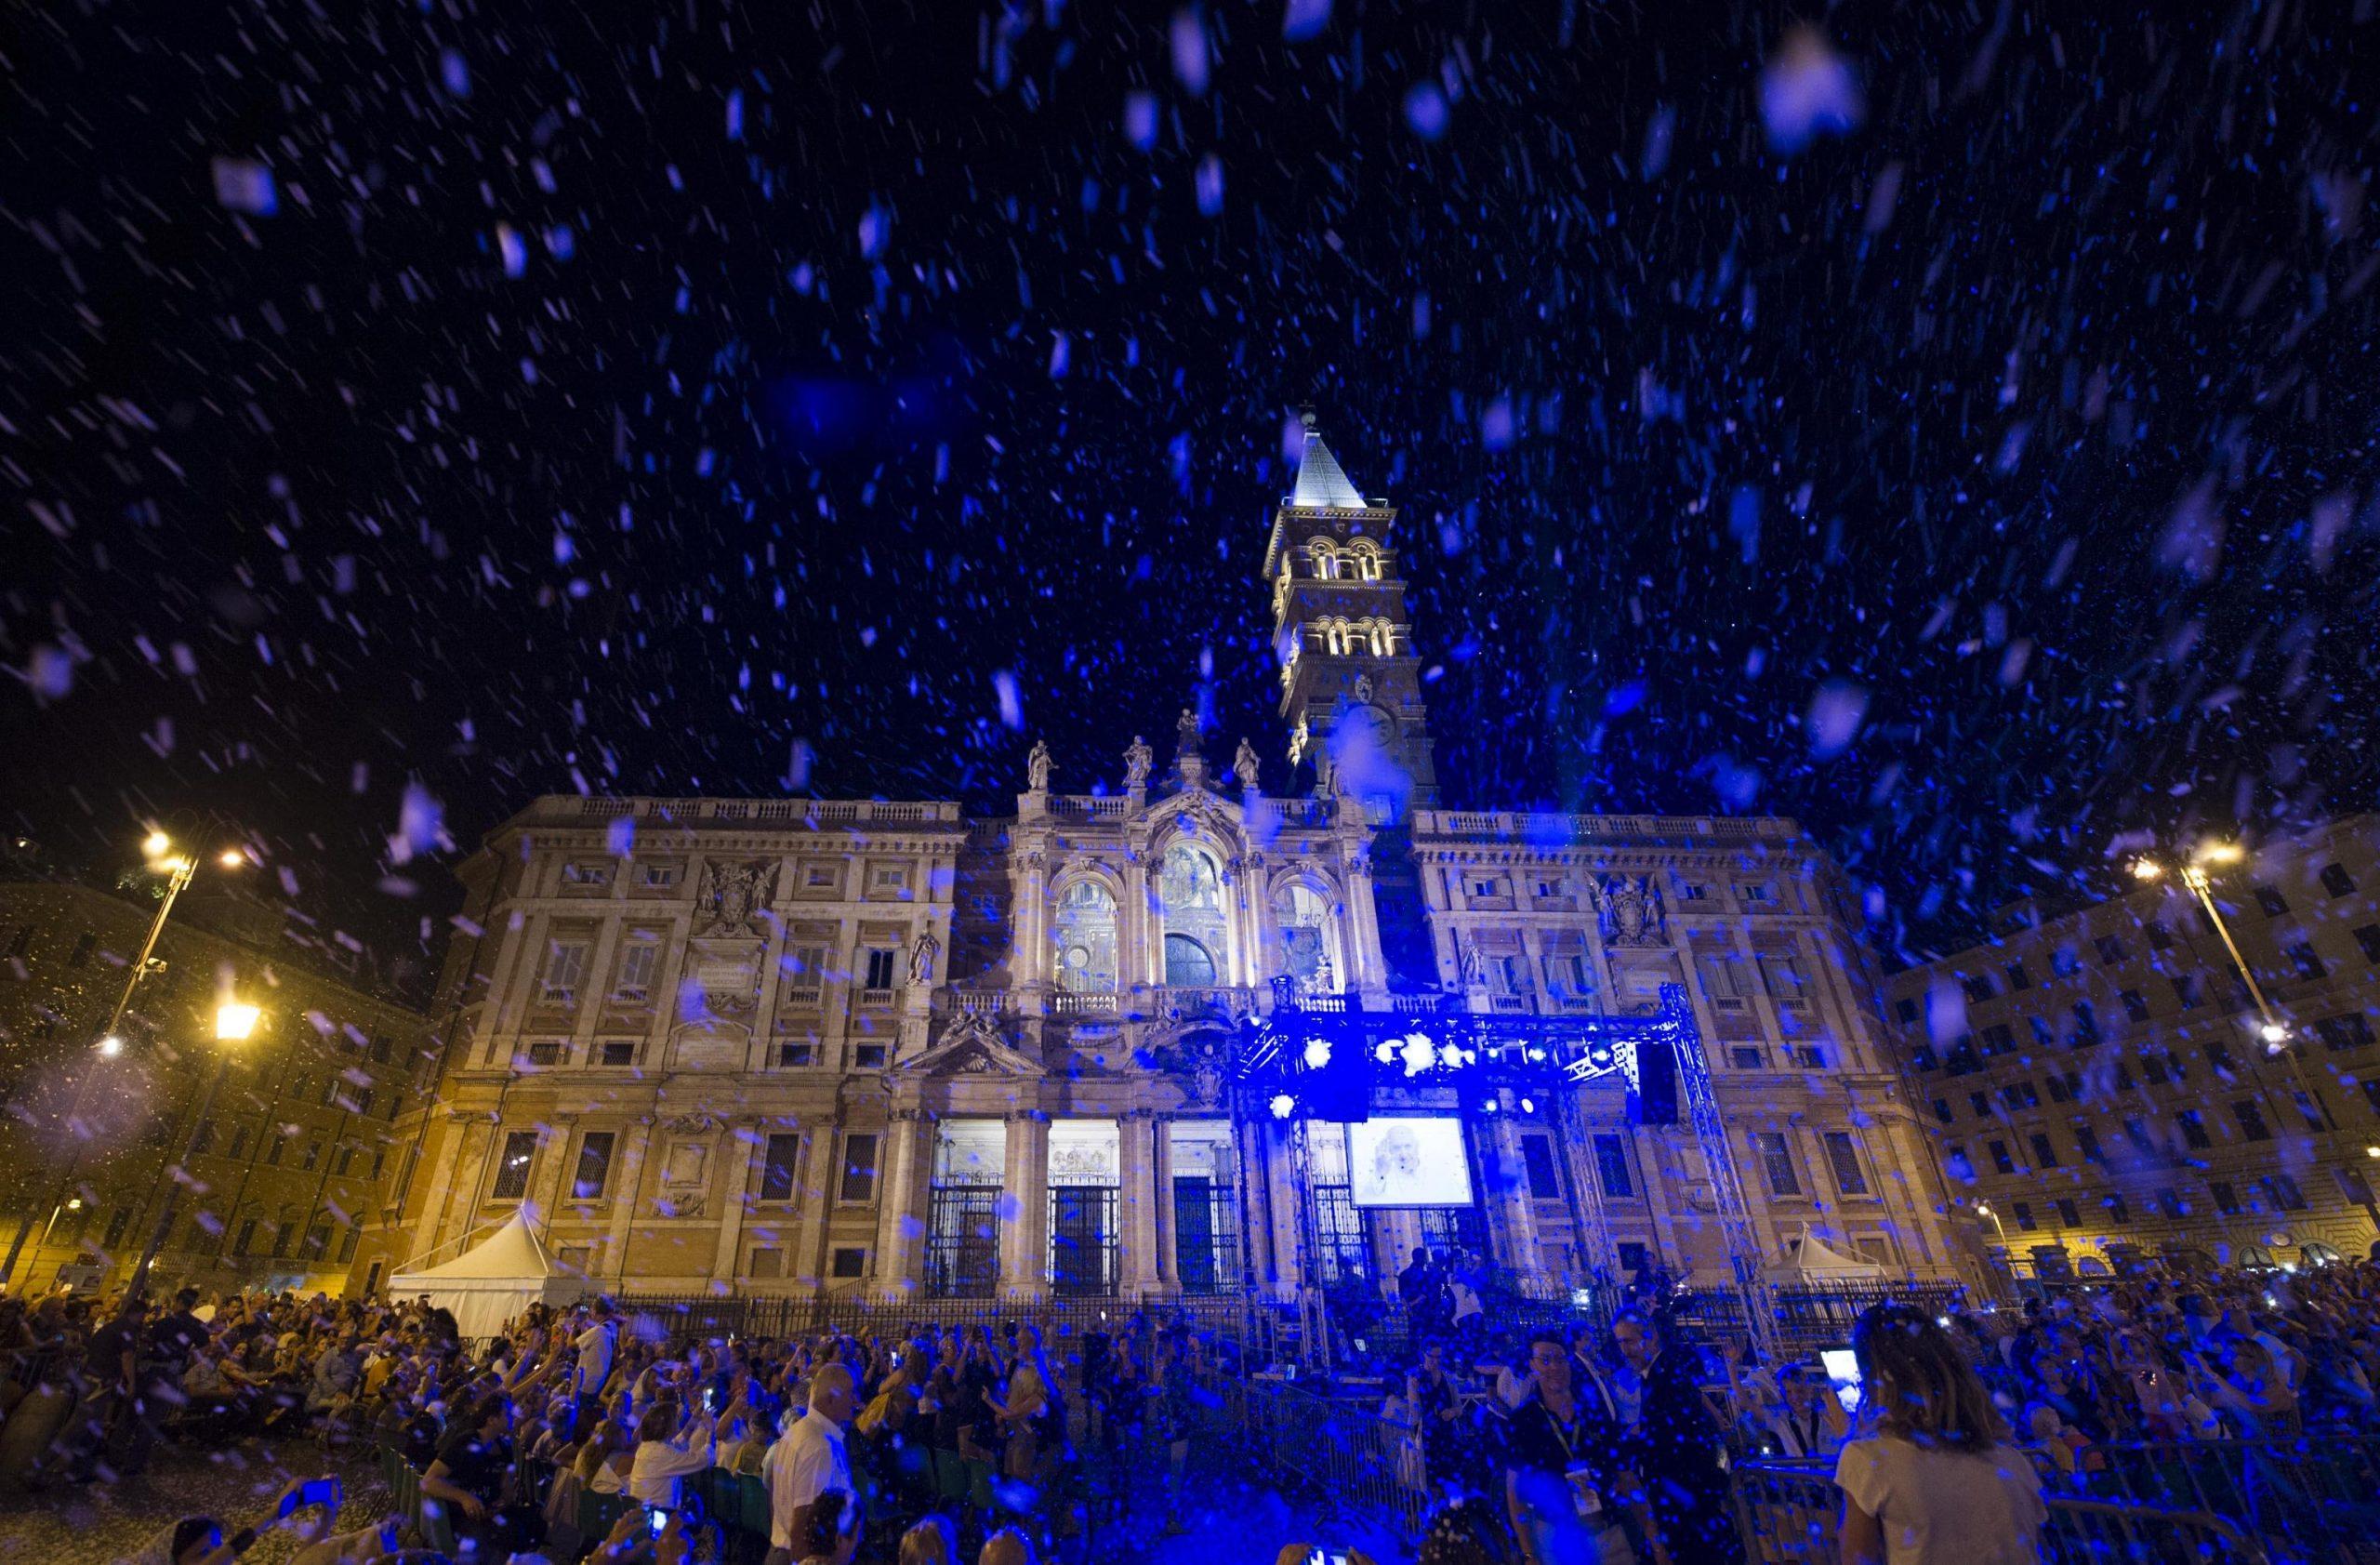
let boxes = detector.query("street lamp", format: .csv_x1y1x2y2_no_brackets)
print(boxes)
1,830,247,1287
2129,844,2291,1047
126,999,263,1295
1976,1201,2010,1247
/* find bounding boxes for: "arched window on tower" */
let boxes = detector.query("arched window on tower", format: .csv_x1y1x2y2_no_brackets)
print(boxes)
1274,882,1343,995
1307,539,1342,580
1158,842,1230,988
1051,880,1118,993
1348,540,1383,580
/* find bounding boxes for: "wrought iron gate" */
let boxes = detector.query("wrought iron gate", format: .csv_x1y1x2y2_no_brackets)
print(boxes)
925,1178,1001,1298
1171,1174,1241,1294
1049,1183,1119,1297
1418,1206,1488,1259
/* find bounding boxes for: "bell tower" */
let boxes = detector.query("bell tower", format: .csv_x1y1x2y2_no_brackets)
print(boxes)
1262,412,1438,816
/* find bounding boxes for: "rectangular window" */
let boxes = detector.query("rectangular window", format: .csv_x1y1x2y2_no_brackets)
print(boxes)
2176,1110,2211,1149
778,1041,817,1068
562,860,613,887
1729,1045,1766,1069
2318,1015,2376,1053
2028,1133,2060,1170
2168,974,2201,1010
2364,1081,2380,1118
2254,884,2290,918
525,1041,562,1068
2118,988,2149,1022
2112,1062,2135,1091
2044,1075,2070,1104
1823,1132,1870,1195
541,939,589,1003
615,938,661,1002
2142,1054,2168,1086
2287,941,2327,981
572,1132,616,1199
829,1247,867,1279
2055,1198,2082,1227
1988,1139,2016,1174
1969,1091,1992,1117
1931,1098,1954,1124
1757,953,1808,1007
191,1120,216,1157
2122,1117,2161,1161
641,861,680,889
334,1145,356,1175
853,1042,888,1068
1962,974,1995,1002
2321,862,2358,897
2075,1125,2106,1163
1520,1134,1564,1200
2230,1100,2272,1141
1894,996,1919,1024
863,948,899,990
2355,925,2380,964
1543,952,1594,998
301,1140,322,1172
1946,1145,1975,1182
492,1131,537,1199
2028,1015,2057,1051
600,1041,636,1068
1752,1133,1801,1196
2264,1174,2308,1213
2003,961,2031,991
2070,1001,2102,1048
780,944,830,1002
2156,1187,2185,1220
266,1134,285,1166
2093,935,2126,965
2105,1194,2131,1226
2211,1181,2242,1215
2337,1166,2376,1206
2294,1090,2328,1133
1592,1134,1633,1199
2012,1201,2038,1231
1981,1024,2017,1055
760,1134,801,1201
840,1132,880,1201
2145,922,2173,952
2208,1041,2238,1074
2053,948,2081,977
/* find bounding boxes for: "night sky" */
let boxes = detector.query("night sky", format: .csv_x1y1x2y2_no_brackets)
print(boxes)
5,0,2377,996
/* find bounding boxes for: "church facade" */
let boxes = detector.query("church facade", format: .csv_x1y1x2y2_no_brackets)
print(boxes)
366,424,1964,1305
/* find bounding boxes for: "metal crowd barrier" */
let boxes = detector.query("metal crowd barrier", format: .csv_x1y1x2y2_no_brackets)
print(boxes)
2039,1435,2380,1564
1238,1377,1431,1545
1733,1459,2268,1564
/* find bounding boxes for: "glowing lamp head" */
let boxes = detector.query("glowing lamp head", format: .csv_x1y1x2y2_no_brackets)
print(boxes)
141,830,172,861
1302,1037,1332,1071
215,1001,262,1042
2260,1022,2290,1046
1518,1096,1536,1115
1268,1093,1295,1121
218,848,246,869
2198,842,2243,865
2129,859,2163,882
1399,1032,1435,1078
96,1034,125,1057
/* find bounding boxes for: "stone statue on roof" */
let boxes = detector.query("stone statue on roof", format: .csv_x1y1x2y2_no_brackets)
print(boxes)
1123,736,1154,791
1175,707,1202,761
1233,738,1261,792
1025,739,1052,793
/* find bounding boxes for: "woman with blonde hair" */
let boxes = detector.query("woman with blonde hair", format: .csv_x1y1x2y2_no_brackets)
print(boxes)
1834,1304,2046,1564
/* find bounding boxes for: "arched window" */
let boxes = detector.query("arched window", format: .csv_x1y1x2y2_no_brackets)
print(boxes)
1051,880,1118,993
1308,539,1342,579
1159,842,1231,988
1164,934,1218,987
1348,540,1383,580
1274,882,1342,994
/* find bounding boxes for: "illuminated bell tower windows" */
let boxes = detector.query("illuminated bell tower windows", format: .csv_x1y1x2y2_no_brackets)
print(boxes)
1260,413,1438,815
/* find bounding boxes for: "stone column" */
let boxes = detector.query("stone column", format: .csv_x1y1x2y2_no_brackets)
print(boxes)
790,1125,832,1294
602,1121,653,1282
1482,1115,1544,1291
572,918,626,1055
529,1115,578,1217
999,1109,1051,1304
1343,848,1389,997
413,1113,483,1265
871,1109,929,1302
1120,1110,1158,1296
1152,1115,1180,1292
709,1124,756,1282
1237,1118,1277,1293
1014,849,1050,994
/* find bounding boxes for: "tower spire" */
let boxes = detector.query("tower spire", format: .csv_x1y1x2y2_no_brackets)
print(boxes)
1260,412,1437,815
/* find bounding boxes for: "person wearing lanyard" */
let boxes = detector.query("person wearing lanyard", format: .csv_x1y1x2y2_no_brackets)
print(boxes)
1506,1331,1638,1565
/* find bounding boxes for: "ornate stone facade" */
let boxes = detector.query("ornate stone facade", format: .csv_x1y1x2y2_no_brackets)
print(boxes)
368,427,1961,1303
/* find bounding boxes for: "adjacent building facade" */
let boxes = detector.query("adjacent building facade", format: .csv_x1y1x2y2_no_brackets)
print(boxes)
0,876,430,1295
1884,816,2380,1276
371,424,1964,1305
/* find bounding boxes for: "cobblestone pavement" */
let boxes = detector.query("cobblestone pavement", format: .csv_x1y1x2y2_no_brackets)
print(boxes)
0,1442,390,1565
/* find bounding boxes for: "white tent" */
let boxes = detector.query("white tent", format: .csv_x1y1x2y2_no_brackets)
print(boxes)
1773,1224,1888,1282
388,1210,588,1339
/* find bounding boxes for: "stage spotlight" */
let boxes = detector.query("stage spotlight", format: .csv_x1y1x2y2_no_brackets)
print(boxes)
1399,1032,1435,1077
1519,1096,1536,1114
1373,1041,1396,1064
1302,1037,1333,1070
1269,1093,1296,1121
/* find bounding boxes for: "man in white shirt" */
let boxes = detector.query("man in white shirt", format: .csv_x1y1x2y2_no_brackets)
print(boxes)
761,1363,856,1565
575,1300,618,1398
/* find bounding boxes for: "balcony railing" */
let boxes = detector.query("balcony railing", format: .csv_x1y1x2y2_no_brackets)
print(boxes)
1051,990,1118,1016
539,796,962,829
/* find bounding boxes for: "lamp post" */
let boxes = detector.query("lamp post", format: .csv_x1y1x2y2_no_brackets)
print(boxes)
1,834,248,1288
126,999,261,1296
1976,1200,2009,1248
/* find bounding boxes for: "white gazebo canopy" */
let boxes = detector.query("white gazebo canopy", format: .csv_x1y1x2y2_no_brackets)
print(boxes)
388,1209,588,1339
1773,1224,1888,1282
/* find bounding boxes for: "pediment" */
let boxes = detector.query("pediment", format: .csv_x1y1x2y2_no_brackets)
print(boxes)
897,1012,1045,1078
1146,784,1242,842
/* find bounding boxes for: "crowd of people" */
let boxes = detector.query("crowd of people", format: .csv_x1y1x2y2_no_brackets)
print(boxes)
0,1256,2369,1565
